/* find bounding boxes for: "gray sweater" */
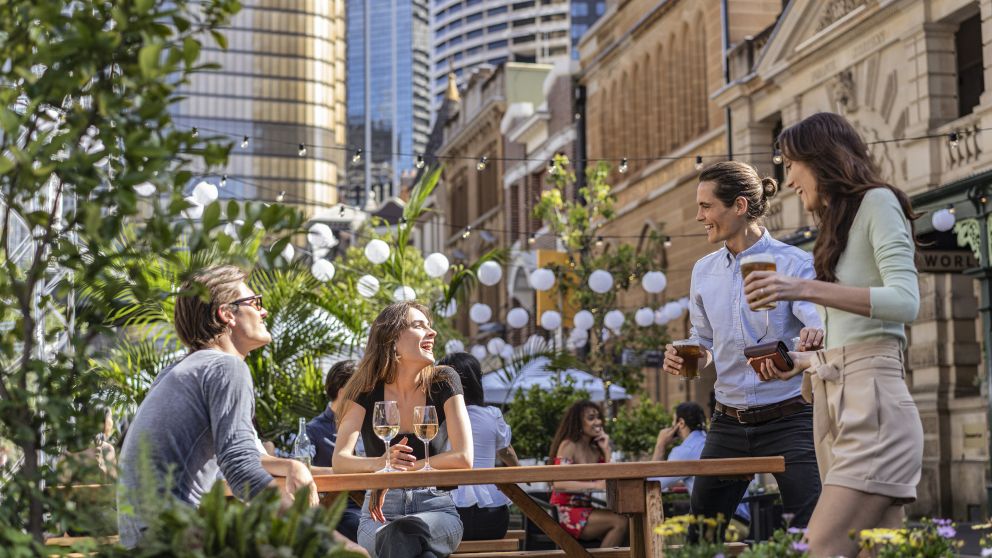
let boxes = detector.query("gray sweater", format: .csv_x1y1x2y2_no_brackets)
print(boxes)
117,349,274,548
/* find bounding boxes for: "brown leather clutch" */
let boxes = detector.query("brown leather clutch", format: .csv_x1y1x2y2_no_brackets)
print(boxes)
743,341,794,375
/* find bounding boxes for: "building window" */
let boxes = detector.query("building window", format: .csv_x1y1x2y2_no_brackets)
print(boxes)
956,13,984,117
513,34,535,45
571,24,588,40
571,3,588,16
513,17,535,27
595,1,605,15
488,22,508,33
467,28,483,40
487,5,507,15
512,1,535,10
488,39,508,50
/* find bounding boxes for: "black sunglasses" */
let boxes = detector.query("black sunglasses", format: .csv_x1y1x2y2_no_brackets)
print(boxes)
229,294,263,311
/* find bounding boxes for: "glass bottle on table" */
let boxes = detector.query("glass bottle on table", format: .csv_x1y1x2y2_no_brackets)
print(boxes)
414,405,439,471
292,417,314,469
373,400,400,473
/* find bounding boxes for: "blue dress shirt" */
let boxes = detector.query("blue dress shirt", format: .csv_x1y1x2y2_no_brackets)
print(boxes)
652,430,751,521
688,229,822,408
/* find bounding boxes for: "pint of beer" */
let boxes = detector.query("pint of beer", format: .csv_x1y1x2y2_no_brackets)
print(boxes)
672,340,702,381
740,253,777,311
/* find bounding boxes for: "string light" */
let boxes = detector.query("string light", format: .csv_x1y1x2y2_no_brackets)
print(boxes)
476,156,488,171
695,155,704,171
802,228,813,239
339,205,346,216
547,159,557,175
663,236,672,248
462,225,472,239
949,132,960,149
298,143,307,157
191,127,199,138
772,149,783,165
618,158,628,174
352,149,363,163
528,233,536,245
415,154,425,169
276,191,286,202
595,236,604,247
220,174,228,187
241,135,249,149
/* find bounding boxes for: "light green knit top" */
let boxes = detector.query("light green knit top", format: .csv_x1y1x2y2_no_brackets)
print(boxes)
819,187,920,350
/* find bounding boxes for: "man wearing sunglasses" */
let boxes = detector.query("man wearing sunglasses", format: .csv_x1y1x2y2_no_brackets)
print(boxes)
118,266,325,549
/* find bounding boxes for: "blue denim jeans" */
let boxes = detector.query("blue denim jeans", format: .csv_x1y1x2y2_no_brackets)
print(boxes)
358,488,463,558
690,405,820,528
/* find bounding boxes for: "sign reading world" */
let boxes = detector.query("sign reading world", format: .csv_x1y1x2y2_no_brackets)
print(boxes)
915,249,979,273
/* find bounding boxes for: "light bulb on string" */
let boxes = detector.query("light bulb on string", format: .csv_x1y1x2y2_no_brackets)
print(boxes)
695,155,704,171
276,191,286,203
663,236,672,248
339,205,346,217
547,159,557,175
462,225,472,239
803,228,813,239
298,143,307,157
618,157,629,174
595,236,604,247
528,233,536,245
949,132,960,149
191,127,199,138
352,149,363,163
241,136,249,149
773,149,783,165
220,174,228,187
477,156,488,171
415,154,425,169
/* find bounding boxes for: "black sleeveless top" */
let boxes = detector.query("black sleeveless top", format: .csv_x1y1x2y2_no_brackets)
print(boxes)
353,367,463,460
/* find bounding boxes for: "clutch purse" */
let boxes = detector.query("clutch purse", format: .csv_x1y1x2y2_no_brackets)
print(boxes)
743,340,794,375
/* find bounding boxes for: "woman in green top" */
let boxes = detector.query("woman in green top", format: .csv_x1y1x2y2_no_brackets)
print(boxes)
742,112,923,558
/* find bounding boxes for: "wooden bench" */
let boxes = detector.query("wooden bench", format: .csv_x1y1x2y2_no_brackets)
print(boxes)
314,457,784,558
454,538,520,553
449,542,748,558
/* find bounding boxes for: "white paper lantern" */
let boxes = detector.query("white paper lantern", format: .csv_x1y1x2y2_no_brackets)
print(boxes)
932,208,956,232
528,268,556,292
604,309,625,332
424,253,450,278
469,303,492,324
364,239,390,264
588,269,614,294
568,327,589,344
540,310,562,331
310,259,336,282
486,337,506,355
499,345,514,360
477,261,503,286
470,344,488,361
192,181,218,205
357,274,380,298
572,310,595,331
392,285,416,302
439,299,458,318
182,197,203,220
280,243,295,261
662,302,682,322
444,339,465,354
134,182,157,197
642,271,668,294
506,307,529,329
635,307,655,327
654,309,668,326
307,223,337,248
678,297,691,310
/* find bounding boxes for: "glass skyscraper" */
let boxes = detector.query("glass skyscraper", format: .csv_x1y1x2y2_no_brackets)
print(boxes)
172,0,347,217
346,0,431,206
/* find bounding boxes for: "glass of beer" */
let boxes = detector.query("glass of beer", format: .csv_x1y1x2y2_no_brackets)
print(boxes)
740,253,777,311
672,339,702,381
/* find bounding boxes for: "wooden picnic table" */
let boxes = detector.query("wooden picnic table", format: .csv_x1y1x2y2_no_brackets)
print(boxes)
313,457,784,558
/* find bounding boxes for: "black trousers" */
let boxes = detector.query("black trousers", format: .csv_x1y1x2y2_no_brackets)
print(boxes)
456,504,510,540
690,405,820,528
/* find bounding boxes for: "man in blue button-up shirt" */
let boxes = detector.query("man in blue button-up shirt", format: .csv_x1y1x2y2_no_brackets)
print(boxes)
663,162,823,529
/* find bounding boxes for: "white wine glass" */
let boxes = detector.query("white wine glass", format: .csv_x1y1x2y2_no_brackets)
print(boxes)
413,405,439,471
373,400,400,473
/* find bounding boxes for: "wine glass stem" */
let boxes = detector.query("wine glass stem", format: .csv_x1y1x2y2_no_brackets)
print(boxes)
424,440,430,470
385,439,392,471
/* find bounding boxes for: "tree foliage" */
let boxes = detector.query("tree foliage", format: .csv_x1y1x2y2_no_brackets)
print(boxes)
609,398,671,460
0,0,245,540
503,380,590,462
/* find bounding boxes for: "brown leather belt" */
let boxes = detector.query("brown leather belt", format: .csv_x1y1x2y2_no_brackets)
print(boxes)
714,396,810,425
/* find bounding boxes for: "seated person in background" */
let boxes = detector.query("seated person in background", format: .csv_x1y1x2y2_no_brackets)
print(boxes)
651,402,751,526
306,359,363,542
437,352,519,541
549,400,628,548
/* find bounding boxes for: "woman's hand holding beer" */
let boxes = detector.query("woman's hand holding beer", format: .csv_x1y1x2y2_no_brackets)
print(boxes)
662,344,684,376
742,270,808,311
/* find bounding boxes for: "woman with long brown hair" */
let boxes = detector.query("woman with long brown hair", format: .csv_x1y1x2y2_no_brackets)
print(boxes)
333,301,473,558
548,400,627,548
743,112,923,557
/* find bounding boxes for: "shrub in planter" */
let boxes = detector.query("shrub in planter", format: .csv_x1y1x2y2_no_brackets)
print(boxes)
739,527,808,557
504,379,590,462
610,399,671,460
857,518,963,558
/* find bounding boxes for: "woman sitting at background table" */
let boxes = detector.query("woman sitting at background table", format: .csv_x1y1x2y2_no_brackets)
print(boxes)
549,400,628,548
333,301,473,558
437,352,518,541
